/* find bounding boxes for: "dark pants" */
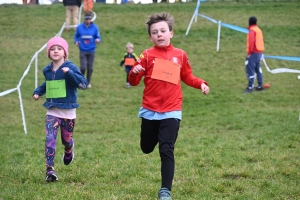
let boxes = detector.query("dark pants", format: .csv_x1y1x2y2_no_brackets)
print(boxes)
80,52,95,84
125,66,132,83
45,115,75,168
140,118,180,191
245,53,263,89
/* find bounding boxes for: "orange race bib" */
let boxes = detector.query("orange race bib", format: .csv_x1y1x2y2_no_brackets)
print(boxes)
151,58,180,85
124,58,135,66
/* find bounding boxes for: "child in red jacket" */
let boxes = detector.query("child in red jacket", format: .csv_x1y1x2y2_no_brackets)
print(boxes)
128,12,210,200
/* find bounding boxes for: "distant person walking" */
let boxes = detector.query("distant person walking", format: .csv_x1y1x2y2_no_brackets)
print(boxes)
32,37,88,182
83,0,93,12
244,16,265,93
119,42,138,88
63,0,82,32
128,12,210,200
74,12,101,88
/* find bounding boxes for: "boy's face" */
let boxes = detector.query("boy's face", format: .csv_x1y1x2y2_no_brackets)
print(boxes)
126,47,133,54
149,21,173,48
84,18,92,26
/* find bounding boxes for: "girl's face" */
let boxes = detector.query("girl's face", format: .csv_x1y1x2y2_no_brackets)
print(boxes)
126,47,133,54
49,45,65,62
149,21,173,48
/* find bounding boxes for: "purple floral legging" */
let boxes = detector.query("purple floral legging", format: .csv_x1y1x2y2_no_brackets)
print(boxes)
45,115,75,168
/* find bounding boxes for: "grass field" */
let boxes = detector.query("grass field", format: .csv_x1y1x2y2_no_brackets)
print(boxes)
0,1,300,199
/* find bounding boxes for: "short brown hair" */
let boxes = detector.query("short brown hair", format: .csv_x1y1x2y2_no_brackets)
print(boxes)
145,12,175,36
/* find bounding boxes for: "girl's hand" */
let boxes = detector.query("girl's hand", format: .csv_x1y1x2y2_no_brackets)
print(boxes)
132,65,145,75
201,83,210,95
33,94,39,100
62,67,69,74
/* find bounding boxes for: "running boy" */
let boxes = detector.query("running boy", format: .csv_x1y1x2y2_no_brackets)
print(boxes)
33,36,88,182
119,42,138,88
128,12,210,200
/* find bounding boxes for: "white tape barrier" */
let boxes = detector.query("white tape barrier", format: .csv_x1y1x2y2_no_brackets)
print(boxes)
262,57,300,74
0,88,18,96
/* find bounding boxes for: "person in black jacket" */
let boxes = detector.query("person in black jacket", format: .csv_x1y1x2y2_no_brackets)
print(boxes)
63,0,82,32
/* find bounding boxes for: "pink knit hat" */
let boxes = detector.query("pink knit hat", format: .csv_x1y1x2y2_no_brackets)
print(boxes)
46,37,68,59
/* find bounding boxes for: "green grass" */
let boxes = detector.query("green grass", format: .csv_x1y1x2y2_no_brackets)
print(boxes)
1,1,300,199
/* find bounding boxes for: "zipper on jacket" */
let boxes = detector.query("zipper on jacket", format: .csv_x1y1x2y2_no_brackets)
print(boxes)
159,49,168,112
50,69,56,104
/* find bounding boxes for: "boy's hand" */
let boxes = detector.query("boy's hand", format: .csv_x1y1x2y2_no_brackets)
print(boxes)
201,83,210,95
62,67,69,74
132,65,145,75
95,39,100,43
33,94,39,100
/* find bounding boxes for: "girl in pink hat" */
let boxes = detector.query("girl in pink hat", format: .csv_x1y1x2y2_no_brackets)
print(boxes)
32,36,88,182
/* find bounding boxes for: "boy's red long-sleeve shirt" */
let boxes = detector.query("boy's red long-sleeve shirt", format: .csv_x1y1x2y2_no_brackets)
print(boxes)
128,44,208,113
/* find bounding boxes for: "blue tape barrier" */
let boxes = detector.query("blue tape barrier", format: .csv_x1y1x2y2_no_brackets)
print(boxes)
198,14,249,33
264,55,300,62
220,22,248,34
195,14,300,63
198,14,218,24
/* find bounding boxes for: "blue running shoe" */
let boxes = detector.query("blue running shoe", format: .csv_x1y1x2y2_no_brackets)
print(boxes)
45,167,58,182
158,188,172,200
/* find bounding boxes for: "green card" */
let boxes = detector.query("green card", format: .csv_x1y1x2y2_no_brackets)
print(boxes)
46,80,66,98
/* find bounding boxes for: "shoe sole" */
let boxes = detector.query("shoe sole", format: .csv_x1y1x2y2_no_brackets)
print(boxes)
62,143,75,165
46,174,58,182
159,196,172,200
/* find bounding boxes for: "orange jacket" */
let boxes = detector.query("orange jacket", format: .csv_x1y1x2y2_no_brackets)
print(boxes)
128,44,208,113
246,25,265,55
83,0,93,12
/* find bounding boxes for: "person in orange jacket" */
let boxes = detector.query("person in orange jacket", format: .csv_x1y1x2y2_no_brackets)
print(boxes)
128,12,210,200
244,16,265,93
83,0,93,12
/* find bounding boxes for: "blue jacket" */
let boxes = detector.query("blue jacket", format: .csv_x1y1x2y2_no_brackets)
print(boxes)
74,22,101,53
33,60,88,109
